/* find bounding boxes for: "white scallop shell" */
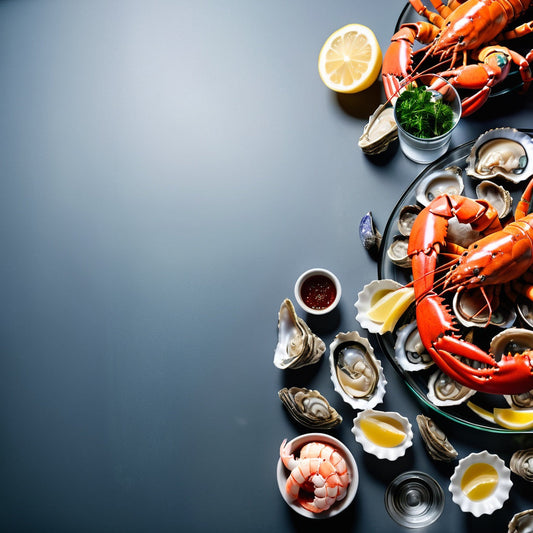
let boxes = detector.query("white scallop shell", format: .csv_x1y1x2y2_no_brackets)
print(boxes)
449,451,512,517
427,370,476,406
329,331,387,410
354,279,403,334
351,409,413,461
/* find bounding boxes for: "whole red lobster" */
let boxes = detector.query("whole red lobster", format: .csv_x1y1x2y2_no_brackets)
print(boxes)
383,0,533,116
408,176,533,395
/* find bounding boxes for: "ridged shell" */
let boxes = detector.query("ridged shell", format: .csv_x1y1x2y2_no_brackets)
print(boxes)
329,331,387,410
466,128,533,183
397,204,421,236
510,448,533,482
449,451,512,517
278,387,342,429
358,104,398,155
394,321,434,371
387,235,411,268
416,414,458,462
508,509,533,533
273,298,325,369
415,166,464,206
475,180,513,219
351,409,413,461
427,369,476,406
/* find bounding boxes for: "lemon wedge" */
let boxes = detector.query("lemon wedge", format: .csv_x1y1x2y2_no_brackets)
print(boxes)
360,416,406,447
493,408,533,430
462,474,498,501
466,401,496,424
366,287,415,333
318,24,382,93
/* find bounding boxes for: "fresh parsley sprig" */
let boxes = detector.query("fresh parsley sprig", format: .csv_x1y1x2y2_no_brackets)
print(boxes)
395,84,454,138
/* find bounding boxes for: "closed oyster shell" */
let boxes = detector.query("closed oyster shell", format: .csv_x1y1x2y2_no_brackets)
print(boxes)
278,386,342,429
415,166,464,206
427,369,476,406
359,211,382,256
394,321,434,371
416,414,458,462
329,331,386,410
358,104,398,155
476,180,512,219
466,128,533,183
273,298,325,369
508,509,533,533
510,448,533,482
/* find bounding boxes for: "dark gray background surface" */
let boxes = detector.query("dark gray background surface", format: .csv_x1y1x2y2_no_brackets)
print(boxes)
1,1,532,531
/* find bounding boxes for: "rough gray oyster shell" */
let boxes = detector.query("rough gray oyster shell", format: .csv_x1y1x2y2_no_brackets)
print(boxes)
278,386,342,429
416,414,458,462
508,509,533,533
510,448,533,482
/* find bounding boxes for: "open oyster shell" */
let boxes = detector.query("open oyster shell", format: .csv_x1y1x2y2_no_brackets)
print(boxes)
394,321,434,372
329,331,387,410
508,509,533,533
510,448,533,482
273,298,325,369
387,235,411,268
475,180,513,219
449,450,512,517
466,128,533,183
416,414,458,462
397,204,421,236
351,409,413,461
278,386,342,429
415,166,464,206
358,104,398,155
427,369,476,406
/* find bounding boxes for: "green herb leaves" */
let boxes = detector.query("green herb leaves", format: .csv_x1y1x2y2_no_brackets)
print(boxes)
395,84,454,138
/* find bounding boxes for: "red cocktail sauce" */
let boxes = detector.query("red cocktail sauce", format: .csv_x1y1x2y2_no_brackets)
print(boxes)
300,274,337,310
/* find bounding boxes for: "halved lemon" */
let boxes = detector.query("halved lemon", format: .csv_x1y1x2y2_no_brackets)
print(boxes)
318,24,382,93
359,416,406,447
493,408,533,430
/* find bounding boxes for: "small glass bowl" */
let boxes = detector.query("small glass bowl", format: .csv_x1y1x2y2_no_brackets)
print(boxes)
294,268,341,315
276,433,359,518
449,450,512,517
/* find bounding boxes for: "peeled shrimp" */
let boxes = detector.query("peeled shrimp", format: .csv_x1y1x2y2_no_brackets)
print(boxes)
285,457,343,513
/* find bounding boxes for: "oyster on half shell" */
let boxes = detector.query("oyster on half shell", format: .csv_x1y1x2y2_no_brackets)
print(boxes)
394,321,434,372
416,414,458,462
510,448,533,482
427,369,476,406
273,298,325,369
387,235,411,268
476,180,513,219
278,386,342,429
358,104,398,155
415,166,464,206
329,331,386,410
466,128,533,183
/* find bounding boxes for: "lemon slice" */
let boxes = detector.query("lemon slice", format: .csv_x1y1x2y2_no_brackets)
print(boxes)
462,475,498,501
493,408,533,430
318,24,382,93
360,416,406,447
466,401,496,424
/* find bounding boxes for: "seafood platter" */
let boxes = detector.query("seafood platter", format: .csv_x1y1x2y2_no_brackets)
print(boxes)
359,127,533,433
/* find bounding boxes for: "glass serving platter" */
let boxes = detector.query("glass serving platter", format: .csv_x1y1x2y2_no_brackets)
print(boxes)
396,0,533,96
377,130,533,433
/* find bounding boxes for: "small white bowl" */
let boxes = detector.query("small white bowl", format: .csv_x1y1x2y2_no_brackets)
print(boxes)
294,268,341,315
276,433,359,518
449,450,512,517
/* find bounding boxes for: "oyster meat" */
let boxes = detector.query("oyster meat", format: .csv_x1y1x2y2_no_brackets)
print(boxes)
416,414,458,462
278,386,342,429
510,448,533,482
508,509,533,533
273,298,325,369
475,180,512,219
387,235,411,268
427,369,476,406
397,204,421,236
329,331,386,410
415,166,464,206
394,321,434,372
466,128,533,183
358,104,398,155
